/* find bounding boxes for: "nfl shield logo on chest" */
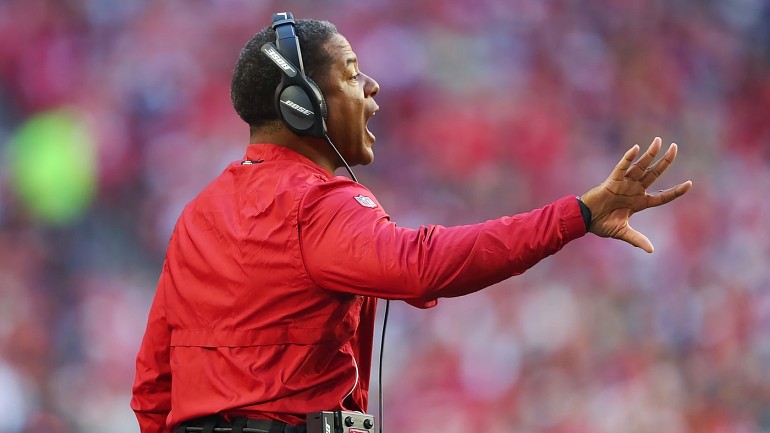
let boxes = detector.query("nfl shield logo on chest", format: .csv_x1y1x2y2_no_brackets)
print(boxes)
354,195,377,208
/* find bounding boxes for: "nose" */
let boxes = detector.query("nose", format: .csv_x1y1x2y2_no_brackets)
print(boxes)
363,73,379,98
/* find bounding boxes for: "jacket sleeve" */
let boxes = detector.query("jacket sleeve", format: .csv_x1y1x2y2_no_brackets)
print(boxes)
131,261,173,433
298,181,587,306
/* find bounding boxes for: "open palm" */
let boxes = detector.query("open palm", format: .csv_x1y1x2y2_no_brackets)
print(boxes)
580,137,693,253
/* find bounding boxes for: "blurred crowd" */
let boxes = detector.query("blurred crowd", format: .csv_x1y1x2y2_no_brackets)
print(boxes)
1,0,769,432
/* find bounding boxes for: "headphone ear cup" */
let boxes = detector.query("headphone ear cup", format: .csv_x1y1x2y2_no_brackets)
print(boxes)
278,85,317,132
305,76,327,120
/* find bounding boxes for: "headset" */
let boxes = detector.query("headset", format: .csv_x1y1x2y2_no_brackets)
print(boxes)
260,12,358,182
261,12,327,138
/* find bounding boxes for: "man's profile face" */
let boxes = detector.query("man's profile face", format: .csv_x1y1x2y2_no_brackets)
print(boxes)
317,33,380,167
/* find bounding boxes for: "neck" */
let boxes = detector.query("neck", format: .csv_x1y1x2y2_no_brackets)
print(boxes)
250,127,337,175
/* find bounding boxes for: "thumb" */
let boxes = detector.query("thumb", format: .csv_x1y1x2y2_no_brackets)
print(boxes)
619,224,654,253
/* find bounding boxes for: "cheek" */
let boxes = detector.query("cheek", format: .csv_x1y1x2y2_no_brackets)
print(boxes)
326,100,359,129
322,87,365,135
323,95,345,123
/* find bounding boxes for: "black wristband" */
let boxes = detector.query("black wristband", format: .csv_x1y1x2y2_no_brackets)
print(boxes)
576,196,592,231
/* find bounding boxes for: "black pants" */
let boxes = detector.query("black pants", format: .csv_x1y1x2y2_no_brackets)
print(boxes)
177,416,307,433
282,425,306,433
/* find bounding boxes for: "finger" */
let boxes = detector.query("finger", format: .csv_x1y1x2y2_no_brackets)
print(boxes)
640,143,678,189
625,137,662,181
611,144,641,182
645,180,693,208
619,224,654,253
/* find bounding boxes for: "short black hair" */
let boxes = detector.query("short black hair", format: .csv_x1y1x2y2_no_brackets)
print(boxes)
230,19,338,129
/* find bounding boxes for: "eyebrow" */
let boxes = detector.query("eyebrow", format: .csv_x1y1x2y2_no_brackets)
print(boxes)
345,56,358,67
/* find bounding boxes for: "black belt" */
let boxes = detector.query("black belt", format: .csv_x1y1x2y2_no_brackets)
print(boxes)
177,416,306,433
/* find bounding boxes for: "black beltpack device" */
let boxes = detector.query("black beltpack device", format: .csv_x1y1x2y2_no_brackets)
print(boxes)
306,411,375,433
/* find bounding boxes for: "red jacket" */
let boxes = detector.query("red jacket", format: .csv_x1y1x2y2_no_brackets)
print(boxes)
131,143,587,433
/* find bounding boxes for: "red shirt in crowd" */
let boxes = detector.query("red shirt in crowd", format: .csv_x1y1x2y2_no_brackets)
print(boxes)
131,143,587,433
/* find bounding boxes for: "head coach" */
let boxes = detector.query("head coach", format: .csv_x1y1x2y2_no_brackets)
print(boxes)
131,11,692,433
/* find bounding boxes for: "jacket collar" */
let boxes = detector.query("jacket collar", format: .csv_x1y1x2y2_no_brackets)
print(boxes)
243,143,331,179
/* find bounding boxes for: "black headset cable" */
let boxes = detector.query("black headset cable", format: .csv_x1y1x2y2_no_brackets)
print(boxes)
325,132,390,432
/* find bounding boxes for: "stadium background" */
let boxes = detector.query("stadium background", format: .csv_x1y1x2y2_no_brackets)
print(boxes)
1,0,769,432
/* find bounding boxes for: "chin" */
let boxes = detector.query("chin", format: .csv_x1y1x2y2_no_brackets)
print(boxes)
360,147,375,165
346,143,374,166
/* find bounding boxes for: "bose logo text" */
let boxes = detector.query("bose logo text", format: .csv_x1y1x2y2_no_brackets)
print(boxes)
264,47,296,74
282,100,314,116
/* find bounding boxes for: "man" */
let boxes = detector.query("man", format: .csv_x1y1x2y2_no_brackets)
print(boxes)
131,13,692,433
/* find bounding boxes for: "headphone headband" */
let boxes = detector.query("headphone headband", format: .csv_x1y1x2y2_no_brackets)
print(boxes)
271,13,303,72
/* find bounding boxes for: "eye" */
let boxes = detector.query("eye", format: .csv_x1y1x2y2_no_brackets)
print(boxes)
351,72,361,81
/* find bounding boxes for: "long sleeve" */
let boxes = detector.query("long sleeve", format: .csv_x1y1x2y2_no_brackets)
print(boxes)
298,181,586,305
131,261,173,433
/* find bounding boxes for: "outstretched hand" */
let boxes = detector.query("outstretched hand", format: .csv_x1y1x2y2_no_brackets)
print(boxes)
580,137,692,253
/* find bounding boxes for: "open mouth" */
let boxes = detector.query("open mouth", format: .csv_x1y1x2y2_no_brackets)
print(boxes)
366,106,379,141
